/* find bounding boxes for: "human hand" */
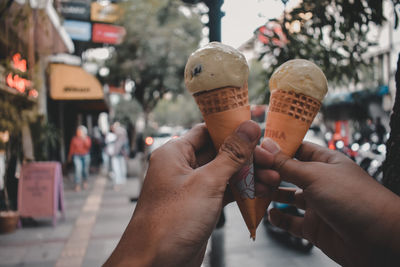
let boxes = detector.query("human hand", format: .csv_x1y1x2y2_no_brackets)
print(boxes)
104,121,262,267
255,139,400,267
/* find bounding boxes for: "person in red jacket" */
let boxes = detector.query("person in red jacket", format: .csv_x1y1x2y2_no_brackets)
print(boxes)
68,125,91,192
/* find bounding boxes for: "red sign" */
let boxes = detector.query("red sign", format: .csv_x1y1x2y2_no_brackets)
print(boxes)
6,53,38,98
109,84,125,94
6,73,30,93
18,162,65,225
256,22,287,47
12,53,27,72
92,23,126,44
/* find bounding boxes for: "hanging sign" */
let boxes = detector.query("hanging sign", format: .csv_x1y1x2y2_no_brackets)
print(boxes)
91,2,123,23
92,23,126,44
60,1,90,21
63,20,92,41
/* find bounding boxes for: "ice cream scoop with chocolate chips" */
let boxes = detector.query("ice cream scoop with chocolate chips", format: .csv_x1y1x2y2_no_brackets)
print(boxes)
184,42,249,95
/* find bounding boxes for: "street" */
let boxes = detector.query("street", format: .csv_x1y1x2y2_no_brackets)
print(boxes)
202,206,338,267
0,172,338,267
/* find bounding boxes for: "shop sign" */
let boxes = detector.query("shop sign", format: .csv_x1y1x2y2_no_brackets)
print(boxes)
63,20,91,41
60,1,90,21
91,2,123,23
6,53,38,98
92,23,126,44
50,64,104,100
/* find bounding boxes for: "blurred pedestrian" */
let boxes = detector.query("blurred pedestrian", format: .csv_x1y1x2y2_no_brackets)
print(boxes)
90,126,105,173
108,122,129,190
68,125,91,192
375,117,386,143
360,117,374,143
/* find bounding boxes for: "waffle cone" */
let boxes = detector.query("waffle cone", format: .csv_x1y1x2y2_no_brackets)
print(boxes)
194,84,269,239
264,89,321,157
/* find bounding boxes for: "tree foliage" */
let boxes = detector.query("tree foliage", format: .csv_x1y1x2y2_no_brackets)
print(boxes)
105,0,203,114
151,93,202,128
248,59,269,104
113,97,143,127
257,0,400,89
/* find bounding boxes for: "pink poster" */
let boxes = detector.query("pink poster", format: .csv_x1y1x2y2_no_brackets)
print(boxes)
18,162,64,225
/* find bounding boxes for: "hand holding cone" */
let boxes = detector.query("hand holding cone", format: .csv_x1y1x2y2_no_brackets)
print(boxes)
185,42,268,239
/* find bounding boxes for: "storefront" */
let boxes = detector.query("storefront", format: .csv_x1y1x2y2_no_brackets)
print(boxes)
47,63,108,163
0,0,73,214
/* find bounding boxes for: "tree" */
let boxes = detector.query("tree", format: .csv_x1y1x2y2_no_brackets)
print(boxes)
151,93,202,128
382,55,400,195
113,97,143,127
257,0,399,87
105,0,203,115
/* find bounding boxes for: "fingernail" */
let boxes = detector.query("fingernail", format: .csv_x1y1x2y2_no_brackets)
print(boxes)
262,138,280,154
235,121,259,143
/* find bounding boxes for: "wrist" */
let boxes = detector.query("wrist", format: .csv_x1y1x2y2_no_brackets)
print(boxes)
105,211,165,267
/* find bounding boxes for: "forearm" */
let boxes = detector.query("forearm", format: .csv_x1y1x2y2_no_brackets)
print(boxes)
104,206,208,267
339,180,400,266
373,187,400,267
103,214,160,267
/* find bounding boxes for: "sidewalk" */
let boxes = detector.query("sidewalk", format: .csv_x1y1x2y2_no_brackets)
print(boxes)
0,166,337,267
0,173,141,267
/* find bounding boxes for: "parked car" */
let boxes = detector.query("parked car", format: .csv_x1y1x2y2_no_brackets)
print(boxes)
145,126,184,155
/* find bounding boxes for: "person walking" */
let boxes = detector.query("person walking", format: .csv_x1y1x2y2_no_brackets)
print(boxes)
108,122,129,190
68,125,91,192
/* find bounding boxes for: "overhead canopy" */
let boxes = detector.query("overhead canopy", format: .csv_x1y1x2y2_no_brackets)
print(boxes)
50,64,104,100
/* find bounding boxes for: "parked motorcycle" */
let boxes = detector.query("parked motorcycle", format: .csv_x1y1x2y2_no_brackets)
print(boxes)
263,182,314,252
351,133,385,183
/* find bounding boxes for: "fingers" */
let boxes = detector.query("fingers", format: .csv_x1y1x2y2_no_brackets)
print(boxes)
270,188,306,210
199,121,261,185
161,123,213,169
180,123,211,152
255,168,280,186
254,146,276,168
259,138,318,188
295,141,342,164
269,208,304,238
255,169,280,197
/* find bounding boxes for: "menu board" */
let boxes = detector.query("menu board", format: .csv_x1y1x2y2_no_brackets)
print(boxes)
18,162,65,226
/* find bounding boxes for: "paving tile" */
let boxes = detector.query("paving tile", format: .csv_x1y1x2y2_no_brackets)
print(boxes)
0,247,26,265
23,243,64,262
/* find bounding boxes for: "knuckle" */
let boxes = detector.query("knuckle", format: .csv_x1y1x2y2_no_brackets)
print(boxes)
220,135,248,166
148,147,162,162
274,155,290,173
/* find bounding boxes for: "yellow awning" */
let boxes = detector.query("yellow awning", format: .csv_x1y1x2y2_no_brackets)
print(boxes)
49,64,104,100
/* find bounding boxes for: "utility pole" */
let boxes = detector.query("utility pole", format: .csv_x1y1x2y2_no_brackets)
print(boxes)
204,0,224,42
182,0,224,42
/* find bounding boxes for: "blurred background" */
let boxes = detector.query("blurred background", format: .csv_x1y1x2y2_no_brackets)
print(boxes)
0,0,400,266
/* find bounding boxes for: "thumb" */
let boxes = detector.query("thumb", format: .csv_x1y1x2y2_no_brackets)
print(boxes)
261,138,315,188
200,121,260,185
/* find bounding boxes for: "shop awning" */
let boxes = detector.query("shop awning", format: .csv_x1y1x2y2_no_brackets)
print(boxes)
50,64,104,100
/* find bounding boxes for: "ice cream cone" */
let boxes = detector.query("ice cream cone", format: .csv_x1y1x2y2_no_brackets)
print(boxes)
194,84,269,239
264,59,328,157
265,89,321,157
185,42,271,239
